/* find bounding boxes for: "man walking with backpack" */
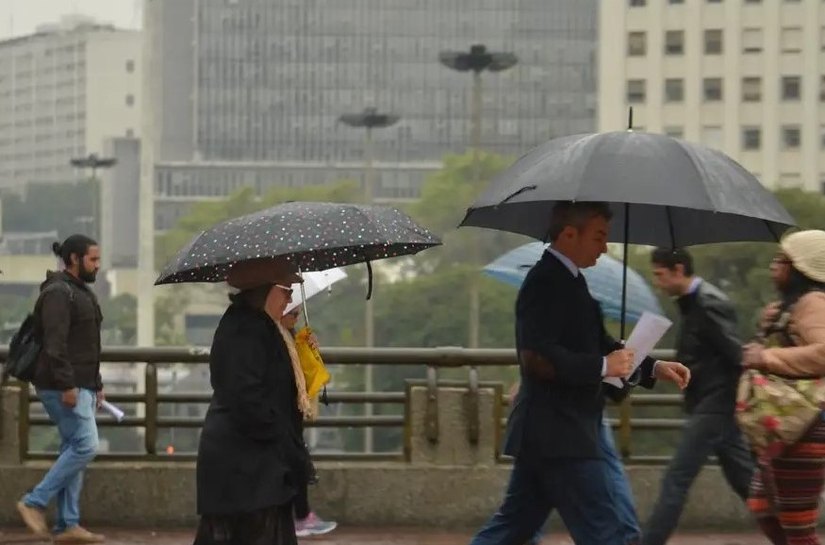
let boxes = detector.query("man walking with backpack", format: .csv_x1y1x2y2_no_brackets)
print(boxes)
16,234,106,543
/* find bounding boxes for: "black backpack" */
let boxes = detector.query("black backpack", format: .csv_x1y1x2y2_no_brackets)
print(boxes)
1,283,74,384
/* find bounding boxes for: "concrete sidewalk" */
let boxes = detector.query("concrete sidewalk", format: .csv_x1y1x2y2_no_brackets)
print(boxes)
0,527,804,544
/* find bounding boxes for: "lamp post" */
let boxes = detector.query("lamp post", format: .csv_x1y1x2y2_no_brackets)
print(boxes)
339,107,400,453
438,44,517,348
69,153,117,241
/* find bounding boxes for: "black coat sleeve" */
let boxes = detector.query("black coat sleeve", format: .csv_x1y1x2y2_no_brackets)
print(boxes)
700,296,742,367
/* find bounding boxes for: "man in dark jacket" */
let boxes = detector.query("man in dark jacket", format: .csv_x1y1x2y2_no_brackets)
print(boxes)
469,202,691,545
641,248,753,545
17,235,105,544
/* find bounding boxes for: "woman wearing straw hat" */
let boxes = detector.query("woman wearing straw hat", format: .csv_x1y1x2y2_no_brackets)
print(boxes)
742,230,825,545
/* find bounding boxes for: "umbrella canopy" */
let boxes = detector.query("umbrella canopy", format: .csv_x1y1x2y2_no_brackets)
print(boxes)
460,130,795,338
284,267,347,314
156,201,441,286
484,242,663,323
460,131,795,246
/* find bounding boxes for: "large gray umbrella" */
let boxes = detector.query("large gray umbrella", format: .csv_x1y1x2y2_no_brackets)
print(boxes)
461,131,794,246
459,130,796,337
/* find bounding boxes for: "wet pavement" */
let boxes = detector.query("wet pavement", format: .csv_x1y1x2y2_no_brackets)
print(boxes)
0,527,807,544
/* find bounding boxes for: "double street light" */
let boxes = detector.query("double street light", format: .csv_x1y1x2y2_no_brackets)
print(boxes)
339,107,400,453
439,44,517,348
69,153,117,240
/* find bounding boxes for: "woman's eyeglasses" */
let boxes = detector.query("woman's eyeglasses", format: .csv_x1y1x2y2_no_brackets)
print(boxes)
274,284,294,296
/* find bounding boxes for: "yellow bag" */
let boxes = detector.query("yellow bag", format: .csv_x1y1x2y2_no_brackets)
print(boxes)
294,326,330,398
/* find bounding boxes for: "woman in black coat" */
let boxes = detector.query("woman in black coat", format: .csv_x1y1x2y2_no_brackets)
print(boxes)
193,259,312,545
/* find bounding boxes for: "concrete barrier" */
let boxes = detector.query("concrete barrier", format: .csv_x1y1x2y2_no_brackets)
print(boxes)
0,384,752,530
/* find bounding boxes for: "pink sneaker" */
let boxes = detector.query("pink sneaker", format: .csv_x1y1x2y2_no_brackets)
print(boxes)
295,512,337,537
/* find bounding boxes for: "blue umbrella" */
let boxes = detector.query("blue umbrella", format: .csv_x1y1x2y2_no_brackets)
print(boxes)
483,242,663,324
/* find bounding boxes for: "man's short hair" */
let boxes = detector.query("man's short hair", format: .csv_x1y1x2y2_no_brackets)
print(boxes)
546,201,613,242
650,247,694,277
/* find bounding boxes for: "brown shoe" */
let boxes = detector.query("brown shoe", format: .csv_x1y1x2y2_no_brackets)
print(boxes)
53,526,105,543
16,500,48,536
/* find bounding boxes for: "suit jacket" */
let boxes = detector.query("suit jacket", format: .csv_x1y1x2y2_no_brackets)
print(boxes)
502,251,656,460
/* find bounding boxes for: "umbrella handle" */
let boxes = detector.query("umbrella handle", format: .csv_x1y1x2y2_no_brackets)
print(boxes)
366,260,373,300
298,266,310,327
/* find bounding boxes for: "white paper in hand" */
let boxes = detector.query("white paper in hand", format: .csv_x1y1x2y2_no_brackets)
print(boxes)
99,400,125,422
603,311,672,388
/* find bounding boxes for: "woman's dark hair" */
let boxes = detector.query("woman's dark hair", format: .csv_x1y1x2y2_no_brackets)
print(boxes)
52,234,97,267
780,266,825,310
229,284,272,310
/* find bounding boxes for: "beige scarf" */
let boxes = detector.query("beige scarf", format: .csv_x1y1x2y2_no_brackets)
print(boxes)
275,322,313,420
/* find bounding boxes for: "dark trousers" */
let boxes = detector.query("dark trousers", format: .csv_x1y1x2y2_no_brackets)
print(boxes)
469,448,634,545
526,420,641,545
294,483,310,520
641,412,754,545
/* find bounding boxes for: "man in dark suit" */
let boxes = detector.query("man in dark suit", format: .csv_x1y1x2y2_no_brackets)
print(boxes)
469,201,691,545
640,248,752,545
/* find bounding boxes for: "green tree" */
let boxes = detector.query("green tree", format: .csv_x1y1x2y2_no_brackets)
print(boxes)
155,181,362,267
99,294,137,345
1,180,97,238
407,151,528,272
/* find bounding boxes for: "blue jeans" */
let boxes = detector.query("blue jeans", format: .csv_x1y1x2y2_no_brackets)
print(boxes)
470,421,638,545
23,388,99,533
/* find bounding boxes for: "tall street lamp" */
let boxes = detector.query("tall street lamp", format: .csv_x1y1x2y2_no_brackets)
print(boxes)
339,107,400,453
69,153,117,240
438,44,517,348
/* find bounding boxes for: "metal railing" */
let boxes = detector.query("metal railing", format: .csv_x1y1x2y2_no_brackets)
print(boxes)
0,346,684,464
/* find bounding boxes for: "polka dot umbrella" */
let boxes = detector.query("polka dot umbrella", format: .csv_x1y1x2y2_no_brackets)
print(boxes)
154,201,442,292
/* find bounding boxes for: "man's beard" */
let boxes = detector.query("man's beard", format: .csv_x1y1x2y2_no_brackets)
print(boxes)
79,267,98,283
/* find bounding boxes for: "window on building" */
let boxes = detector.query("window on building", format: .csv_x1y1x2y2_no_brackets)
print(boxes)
783,125,801,149
703,78,723,101
707,0,722,3
669,0,684,3
779,174,801,188
702,126,723,149
627,79,646,103
781,27,803,53
821,27,825,51
742,127,761,150
126,94,135,106
744,0,761,3
820,76,825,101
665,31,685,55
664,126,684,139
742,77,762,101
630,0,646,5
705,30,723,54
628,32,647,56
125,60,135,73
820,125,825,148
742,29,762,53
782,76,801,100
665,79,684,102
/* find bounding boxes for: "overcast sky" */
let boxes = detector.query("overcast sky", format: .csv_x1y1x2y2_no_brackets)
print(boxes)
0,0,141,39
